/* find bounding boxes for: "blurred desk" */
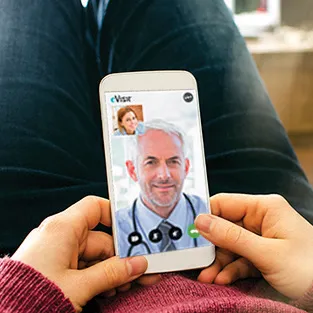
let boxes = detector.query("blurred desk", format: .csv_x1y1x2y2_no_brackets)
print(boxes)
247,30,313,134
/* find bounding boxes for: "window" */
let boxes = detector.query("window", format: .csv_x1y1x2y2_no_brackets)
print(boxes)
226,0,281,37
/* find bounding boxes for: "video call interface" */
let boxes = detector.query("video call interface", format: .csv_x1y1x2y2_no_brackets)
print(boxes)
104,90,211,258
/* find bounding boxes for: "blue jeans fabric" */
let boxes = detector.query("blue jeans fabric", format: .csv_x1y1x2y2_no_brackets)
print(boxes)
0,0,312,254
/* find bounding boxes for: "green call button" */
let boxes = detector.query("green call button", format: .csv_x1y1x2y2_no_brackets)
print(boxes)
187,224,200,239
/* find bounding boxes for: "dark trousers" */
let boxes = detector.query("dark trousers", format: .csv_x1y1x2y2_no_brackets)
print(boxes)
1,0,312,254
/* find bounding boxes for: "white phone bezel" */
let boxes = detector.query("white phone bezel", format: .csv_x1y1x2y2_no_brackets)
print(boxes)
99,71,215,274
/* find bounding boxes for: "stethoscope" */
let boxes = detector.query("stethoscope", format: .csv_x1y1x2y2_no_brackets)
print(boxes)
127,193,198,256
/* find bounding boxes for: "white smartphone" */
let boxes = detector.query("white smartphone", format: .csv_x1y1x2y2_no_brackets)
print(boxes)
99,71,215,274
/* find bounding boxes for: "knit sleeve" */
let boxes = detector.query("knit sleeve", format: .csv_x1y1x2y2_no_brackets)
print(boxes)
0,257,75,313
290,284,313,312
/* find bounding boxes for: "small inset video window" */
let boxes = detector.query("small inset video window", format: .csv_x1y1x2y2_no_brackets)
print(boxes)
112,105,144,136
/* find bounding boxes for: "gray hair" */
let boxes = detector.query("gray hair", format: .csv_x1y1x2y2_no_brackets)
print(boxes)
127,119,188,163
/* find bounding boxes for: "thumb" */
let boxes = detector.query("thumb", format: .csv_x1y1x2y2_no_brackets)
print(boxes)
76,256,148,300
195,214,269,266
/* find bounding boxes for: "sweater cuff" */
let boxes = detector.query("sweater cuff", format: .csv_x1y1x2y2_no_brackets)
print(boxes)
0,257,75,313
290,284,313,312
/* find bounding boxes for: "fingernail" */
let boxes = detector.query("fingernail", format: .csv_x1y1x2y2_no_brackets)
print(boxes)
195,214,213,233
127,256,148,276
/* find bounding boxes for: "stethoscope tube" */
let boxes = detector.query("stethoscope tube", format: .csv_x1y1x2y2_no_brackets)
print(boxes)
127,193,198,256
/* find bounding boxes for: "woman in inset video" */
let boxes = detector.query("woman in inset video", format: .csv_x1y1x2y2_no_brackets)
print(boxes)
114,106,145,136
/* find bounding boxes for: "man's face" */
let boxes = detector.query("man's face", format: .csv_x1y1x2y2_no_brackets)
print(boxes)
135,130,190,211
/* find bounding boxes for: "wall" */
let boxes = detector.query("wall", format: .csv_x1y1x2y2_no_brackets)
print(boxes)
253,51,313,134
281,0,313,28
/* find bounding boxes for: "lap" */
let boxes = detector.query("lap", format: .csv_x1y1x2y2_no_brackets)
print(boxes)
0,0,107,253
100,0,313,220
1,0,312,254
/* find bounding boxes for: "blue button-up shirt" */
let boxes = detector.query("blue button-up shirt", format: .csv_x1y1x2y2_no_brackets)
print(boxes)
115,194,211,257
113,121,145,136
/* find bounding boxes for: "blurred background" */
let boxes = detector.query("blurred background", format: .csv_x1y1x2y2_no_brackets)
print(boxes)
83,0,313,185
226,0,313,185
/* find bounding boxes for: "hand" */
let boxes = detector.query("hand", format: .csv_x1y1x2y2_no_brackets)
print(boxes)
195,193,313,299
12,196,160,312
196,246,260,286
196,208,260,285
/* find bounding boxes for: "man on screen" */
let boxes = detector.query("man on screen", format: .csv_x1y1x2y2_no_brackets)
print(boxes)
116,119,210,257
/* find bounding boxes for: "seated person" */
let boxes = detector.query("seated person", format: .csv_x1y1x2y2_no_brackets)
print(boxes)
1,0,313,312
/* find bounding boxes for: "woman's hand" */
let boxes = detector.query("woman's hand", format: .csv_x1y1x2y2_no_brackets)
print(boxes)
195,193,313,299
12,196,159,312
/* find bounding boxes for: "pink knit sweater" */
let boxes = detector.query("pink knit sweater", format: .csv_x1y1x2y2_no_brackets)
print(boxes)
0,258,312,313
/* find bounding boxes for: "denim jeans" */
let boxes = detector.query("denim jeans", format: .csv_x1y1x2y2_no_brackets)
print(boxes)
0,0,312,254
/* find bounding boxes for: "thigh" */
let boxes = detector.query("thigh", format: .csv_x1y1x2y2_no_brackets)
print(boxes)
0,0,107,253
99,0,313,222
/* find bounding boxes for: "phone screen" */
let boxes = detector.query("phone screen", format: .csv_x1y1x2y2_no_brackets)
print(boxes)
103,89,211,258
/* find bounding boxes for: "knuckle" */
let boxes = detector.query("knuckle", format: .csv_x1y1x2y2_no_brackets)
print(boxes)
82,195,99,206
217,192,229,198
224,225,243,245
234,265,242,281
267,194,287,205
95,232,114,259
39,215,66,233
102,262,125,287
